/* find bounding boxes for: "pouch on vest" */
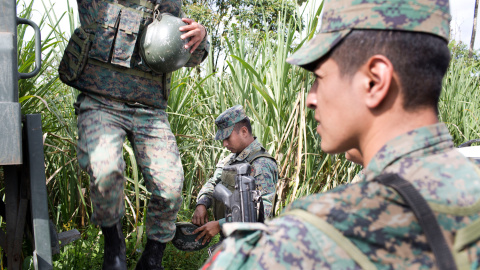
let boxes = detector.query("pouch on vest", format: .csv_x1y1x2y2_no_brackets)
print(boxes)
88,2,121,63
111,8,142,67
58,27,93,83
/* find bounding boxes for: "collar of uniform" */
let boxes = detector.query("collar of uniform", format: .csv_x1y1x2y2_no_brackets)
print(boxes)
232,138,262,162
362,123,454,182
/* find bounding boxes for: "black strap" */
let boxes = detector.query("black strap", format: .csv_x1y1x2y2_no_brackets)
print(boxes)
375,174,457,270
257,197,265,223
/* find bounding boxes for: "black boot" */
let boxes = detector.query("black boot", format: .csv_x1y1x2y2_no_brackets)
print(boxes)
101,222,127,270
135,238,166,270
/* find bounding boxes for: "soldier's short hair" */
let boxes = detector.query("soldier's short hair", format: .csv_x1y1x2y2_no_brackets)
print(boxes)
233,118,252,135
327,30,450,113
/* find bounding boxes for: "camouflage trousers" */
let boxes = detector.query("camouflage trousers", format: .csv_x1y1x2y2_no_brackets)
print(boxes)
76,93,184,243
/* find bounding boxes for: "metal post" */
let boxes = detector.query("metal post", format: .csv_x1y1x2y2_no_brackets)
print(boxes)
0,0,22,165
24,114,52,270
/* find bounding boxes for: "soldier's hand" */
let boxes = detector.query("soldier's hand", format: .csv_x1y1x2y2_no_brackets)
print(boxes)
192,204,209,226
193,221,220,245
179,18,207,53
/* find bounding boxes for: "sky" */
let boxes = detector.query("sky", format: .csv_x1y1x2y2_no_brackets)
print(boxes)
19,0,480,50
450,0,480,49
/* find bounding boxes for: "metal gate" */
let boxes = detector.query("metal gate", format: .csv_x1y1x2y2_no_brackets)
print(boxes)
0,0,53,269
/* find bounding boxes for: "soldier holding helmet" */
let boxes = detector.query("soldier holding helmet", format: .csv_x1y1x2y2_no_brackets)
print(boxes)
58,0,209,269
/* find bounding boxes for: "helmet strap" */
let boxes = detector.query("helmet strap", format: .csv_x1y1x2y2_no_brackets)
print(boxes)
153,0,163,20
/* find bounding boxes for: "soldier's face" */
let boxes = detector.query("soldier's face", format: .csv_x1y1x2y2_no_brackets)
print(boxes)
306,58,364,154
223,129,244,154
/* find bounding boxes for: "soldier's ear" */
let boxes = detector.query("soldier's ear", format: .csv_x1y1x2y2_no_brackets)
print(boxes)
361,55,394,109
240,126,249,137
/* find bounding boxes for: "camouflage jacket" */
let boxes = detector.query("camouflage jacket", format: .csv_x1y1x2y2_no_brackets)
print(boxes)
60,0,209,109
197,139,278,222
202,123,480,269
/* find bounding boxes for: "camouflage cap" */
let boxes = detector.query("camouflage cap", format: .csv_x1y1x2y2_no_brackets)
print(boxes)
215,105,247,140
172,222,208,251
287,0,451,69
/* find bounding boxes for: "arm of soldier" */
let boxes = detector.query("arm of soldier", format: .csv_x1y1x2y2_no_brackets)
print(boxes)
192,166,223,225
252,159,278,218
201,215,358,270
196,165,223,207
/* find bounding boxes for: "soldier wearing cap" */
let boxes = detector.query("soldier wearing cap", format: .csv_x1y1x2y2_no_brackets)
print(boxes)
191,105,278,244
202,0,480,269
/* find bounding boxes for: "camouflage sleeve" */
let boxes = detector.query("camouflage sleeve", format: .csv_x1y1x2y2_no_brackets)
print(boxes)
251,158,278,218
201,216,359,269
76,0,99,28
196,166,223,208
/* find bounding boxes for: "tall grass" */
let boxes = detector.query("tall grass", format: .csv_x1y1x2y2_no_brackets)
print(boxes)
6,0,480,268
440,42,480,145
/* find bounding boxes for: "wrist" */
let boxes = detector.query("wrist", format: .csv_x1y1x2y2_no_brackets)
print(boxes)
218,218,226,227
196,204,207,210
201,24,207,38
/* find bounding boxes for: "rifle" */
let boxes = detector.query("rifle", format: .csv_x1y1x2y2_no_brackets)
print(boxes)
213,163,263,223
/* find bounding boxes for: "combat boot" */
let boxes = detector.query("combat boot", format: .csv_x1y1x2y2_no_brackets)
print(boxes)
135,238,166,270
101,222,127,270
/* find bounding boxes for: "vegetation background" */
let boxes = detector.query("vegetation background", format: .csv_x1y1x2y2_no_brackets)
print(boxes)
1,0,479,269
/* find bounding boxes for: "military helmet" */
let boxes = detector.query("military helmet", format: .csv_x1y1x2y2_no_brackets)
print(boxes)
140,13,192,73
171,222,209,251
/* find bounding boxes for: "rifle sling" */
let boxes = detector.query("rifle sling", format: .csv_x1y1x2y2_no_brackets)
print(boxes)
375,173,457,270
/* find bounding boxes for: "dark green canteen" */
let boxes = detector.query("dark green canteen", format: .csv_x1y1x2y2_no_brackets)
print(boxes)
139,13,192,73
171,222,209,251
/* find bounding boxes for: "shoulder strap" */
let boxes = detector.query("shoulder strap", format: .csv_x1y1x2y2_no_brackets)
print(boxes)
375,173,457,270
246,148,276,165
281,209,376,269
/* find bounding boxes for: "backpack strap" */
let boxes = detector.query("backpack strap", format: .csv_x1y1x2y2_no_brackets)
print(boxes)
375,174,457,270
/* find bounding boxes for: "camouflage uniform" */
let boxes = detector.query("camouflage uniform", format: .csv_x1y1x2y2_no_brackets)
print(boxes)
197,139,278,224
201,1,480,269
204,124,480,269
65,0,209,243
197,105,278,225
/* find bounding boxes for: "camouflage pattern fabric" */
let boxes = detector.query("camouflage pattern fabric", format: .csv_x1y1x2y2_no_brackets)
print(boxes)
197,139,278,221
214,105,248,140
202,124,480,269
76,94,184,242
66,0,210,109
70,0,209,243
286,0,451,69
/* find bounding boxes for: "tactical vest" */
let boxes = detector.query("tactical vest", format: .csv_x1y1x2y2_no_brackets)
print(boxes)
213,148,276,221
58,0,182,109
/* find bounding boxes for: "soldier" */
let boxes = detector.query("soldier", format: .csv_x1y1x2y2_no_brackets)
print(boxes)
202,0,480,269
191,105,278,244
58,0,209,269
